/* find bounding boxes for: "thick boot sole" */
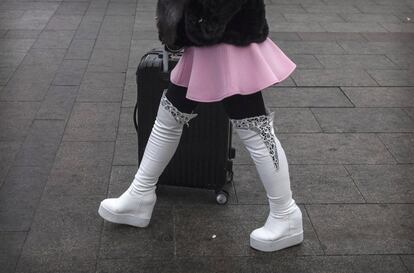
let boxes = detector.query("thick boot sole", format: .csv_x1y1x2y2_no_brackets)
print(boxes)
98,203,151,228
250,231,304,252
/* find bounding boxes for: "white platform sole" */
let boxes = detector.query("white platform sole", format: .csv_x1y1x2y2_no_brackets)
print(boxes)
250,231,304,252
98,203,151,228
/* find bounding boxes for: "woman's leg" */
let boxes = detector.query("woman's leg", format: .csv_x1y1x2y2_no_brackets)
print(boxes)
98,82,199,227
222,91,304,252
165,81,199,114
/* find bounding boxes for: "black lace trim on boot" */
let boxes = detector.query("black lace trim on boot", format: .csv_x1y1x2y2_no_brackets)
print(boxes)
160,89,198,127
230,109,280,170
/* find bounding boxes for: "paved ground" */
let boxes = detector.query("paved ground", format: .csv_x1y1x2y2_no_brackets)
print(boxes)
1,0,413,272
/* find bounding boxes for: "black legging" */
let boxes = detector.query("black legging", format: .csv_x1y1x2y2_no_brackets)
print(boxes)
165,81,267,119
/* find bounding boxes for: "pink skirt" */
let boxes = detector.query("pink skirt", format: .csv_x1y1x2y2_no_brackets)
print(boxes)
170,37,297,102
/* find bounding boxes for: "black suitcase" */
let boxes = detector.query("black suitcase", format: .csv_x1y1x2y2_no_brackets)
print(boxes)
134,47,236,204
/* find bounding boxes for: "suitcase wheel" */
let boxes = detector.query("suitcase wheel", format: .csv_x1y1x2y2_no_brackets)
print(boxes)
215,189,229,205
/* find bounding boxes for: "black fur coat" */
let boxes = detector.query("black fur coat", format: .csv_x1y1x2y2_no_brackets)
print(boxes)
156,0,269,49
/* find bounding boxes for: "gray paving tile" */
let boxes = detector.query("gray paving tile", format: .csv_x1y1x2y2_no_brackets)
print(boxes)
255,133,395,165
134,11,165,32
21,48,66,66
268,31,302,41
97,257,179,273
87,49,129,73
292,68,378,86
267,22,326,32
15,194,102,273
4,30,42,39
132,30,158,40
0,38,36,53
297,32,367,41
64,39,95,60
117,107,137,136
0,65,58,101
113,134,138,165
45,15,83,30
342,87,414,107
96,255,408,273
338,41,414,55
32,30,75,49
0,51,26,67
266,4,308,14
106,2,136,16
292,164,365,204
312,108,414,133
283,13,345,23
95,34,131,50
355,3,414,14
0,231,26,273
302,4,361,13
43,141,114,196
321,22,388,32
345,164,414,203
100,15,134,37
0,141,21,187
136,1,157,12
0,2,59,12
106,165,136,196
74,14,104,39
277,41,346,55
362,32,414,42
125,67,136,85
401,255,414,273
0,82,49,102
87,0,109,12
0,102,41,141
233,163,364,204
77,72,125,102
63,102,120,141
249,255,408,273
52,59,88,86
385,53,414,69
405,108,414,120
289,54,323,69
0,166,50,231
268,107,321,133
378,133,414,163
340,13,401,23
0,10,24,19
36,85,78,120
13,120,66,167
7,63,59,86
315,54,397,69
99,206,174,259
262,87,353,107
0,66,16,85
122,84,137,107
367,69,414,86
174,204,323,256
306,204,414,254
0,30,7,38
1,10,54,30
55,2,89,15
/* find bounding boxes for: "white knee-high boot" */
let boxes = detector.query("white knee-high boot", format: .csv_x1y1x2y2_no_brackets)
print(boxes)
230,107,304,252
98,90,198,227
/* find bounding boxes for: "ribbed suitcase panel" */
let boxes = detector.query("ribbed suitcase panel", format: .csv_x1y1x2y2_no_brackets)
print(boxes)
160,103,229,189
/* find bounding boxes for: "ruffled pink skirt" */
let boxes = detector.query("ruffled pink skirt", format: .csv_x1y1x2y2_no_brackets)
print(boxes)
170,37,296,102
